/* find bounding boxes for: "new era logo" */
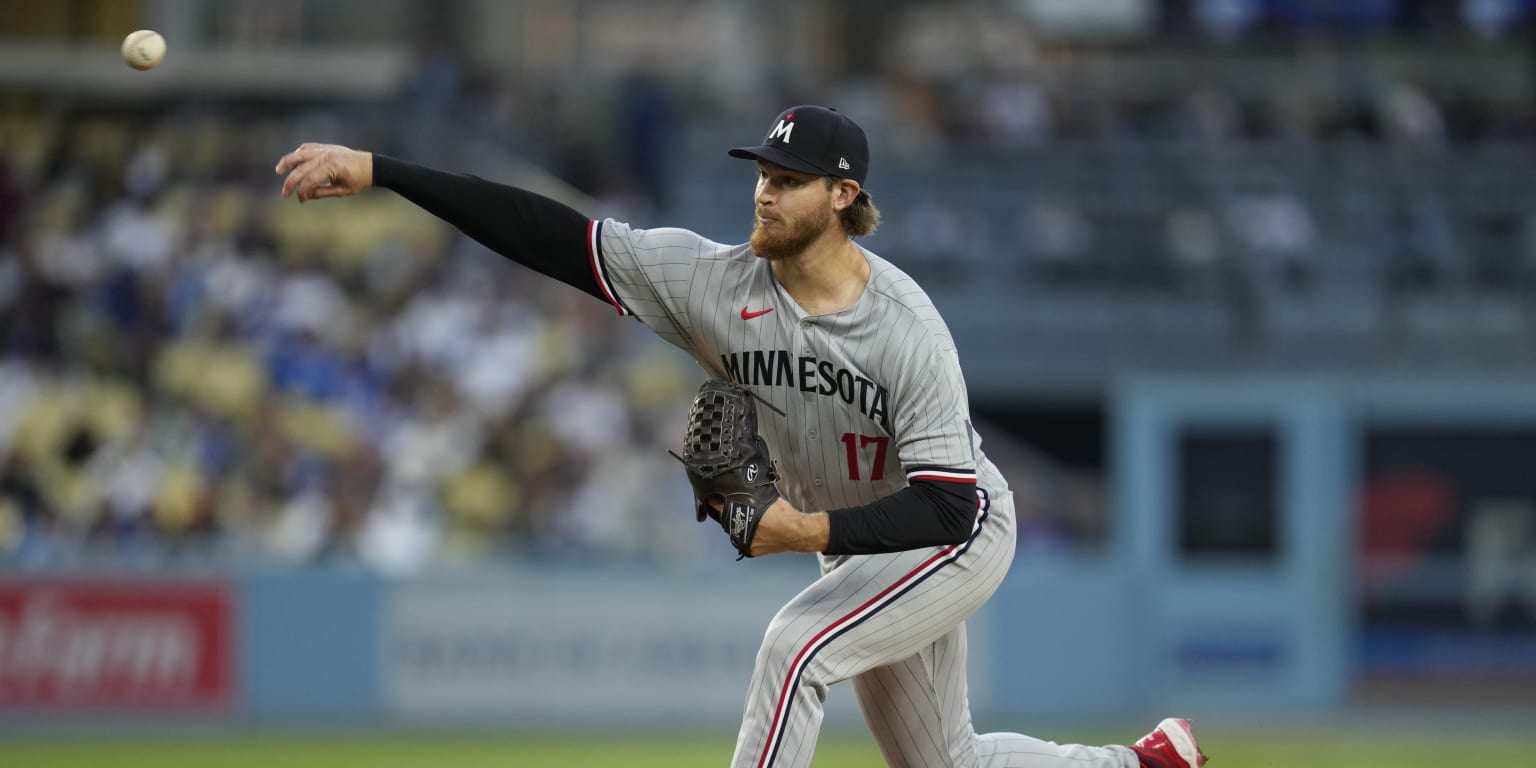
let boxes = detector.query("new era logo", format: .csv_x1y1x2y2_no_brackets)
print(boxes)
838,157,851,170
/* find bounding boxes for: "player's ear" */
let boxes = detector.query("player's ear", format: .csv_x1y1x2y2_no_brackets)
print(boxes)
832,179,861,212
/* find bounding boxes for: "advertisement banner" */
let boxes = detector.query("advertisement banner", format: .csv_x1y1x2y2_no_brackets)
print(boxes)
0,578,235,712
383,570,880,726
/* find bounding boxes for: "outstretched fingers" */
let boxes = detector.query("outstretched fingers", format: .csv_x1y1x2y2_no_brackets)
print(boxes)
273,143,321,177
283,162,331,202
275,144,341,202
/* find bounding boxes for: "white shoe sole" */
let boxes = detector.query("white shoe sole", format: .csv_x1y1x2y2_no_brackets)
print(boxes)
1156,718,1205,767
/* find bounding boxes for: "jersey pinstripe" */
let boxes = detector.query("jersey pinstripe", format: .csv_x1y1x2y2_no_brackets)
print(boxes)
589,219,1010,515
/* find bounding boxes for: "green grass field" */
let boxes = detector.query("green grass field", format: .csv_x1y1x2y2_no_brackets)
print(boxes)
4,728,1533,768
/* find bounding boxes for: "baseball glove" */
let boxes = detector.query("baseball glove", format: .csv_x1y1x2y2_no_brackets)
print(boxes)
672,379,780,559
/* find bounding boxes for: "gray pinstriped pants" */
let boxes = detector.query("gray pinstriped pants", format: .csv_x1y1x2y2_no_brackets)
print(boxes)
728,492,1137,768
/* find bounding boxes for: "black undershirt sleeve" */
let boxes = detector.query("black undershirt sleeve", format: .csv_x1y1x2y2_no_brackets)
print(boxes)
823,480,977,556
371,154,606,302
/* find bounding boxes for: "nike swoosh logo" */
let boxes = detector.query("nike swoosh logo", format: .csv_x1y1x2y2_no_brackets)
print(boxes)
741,306,775,320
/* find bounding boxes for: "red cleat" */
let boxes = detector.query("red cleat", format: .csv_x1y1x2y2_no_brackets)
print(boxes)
1132,717,1208,768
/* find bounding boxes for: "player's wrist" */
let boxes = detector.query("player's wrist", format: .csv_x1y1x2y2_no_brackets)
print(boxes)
359,150,374,189
796,510,831,553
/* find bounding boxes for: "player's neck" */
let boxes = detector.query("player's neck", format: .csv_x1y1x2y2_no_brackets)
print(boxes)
770,236,870,316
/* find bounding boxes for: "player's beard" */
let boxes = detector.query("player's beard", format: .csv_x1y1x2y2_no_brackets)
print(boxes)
750,205,836,261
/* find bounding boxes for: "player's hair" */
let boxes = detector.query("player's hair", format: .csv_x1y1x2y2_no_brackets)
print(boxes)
828,180,881,238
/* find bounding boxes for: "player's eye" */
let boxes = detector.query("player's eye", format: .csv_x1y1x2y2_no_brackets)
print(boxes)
756,171,804,189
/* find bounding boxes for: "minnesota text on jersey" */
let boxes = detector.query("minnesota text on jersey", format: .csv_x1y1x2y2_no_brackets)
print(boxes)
720,349,889,429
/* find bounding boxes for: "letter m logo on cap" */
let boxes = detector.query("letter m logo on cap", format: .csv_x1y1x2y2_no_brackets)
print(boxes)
767,118,794,144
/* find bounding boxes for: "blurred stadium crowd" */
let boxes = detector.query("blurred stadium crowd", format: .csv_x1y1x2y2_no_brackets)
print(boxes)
0,104,711,573
3,0,1536,571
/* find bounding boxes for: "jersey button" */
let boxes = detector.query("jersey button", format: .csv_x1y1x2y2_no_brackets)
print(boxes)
807,429,817,439
813,477,823,487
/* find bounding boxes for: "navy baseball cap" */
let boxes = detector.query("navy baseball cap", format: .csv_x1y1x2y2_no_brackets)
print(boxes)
729,105,869,185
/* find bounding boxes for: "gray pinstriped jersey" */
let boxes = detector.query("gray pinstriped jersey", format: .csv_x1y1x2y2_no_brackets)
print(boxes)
587,219,1009,515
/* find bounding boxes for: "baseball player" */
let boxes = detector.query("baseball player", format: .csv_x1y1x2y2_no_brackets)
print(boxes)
276,105,1206,768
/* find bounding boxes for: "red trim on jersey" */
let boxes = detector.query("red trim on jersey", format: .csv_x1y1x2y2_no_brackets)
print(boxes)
585,219,627,316
905,466,977,484
907,473,976,484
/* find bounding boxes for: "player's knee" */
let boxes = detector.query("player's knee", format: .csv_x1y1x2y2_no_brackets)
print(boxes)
757,616,833,693
756,618,802,667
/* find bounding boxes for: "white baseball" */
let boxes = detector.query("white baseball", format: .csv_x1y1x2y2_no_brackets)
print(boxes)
121,30,166,71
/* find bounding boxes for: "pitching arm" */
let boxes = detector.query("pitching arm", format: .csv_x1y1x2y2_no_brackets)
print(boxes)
370,155,607,301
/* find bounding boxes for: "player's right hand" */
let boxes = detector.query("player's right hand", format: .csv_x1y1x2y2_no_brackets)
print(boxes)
275,143,373,203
